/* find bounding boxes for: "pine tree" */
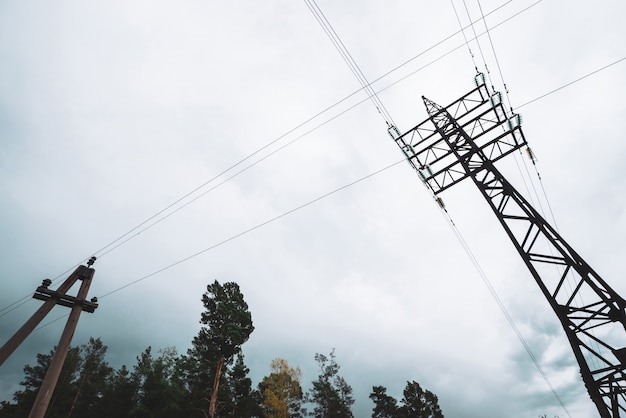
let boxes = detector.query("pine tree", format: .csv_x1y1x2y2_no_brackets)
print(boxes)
185,280,254,418
306,350,353,418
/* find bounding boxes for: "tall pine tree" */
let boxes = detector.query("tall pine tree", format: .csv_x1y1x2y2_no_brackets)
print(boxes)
185,280,254,418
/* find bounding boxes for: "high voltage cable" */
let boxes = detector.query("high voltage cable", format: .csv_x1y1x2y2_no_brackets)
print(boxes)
516,57,626,109
96,92,392,258
451,0,559,271
305,0,396,127
440,207,572,417
98,160,406,299
0,0,548,322
458,0,560,261
9,159,453,328
476,0,514,110
450,0,479,71
10,160,406,332
14,0,529,318
0,0,547,320
87,0,524,260
52,1,530,273
461,0,494,89
0,0,544,316
514,55,626,230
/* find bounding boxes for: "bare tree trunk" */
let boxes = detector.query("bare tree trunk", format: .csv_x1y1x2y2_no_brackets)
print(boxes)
209,355,225,418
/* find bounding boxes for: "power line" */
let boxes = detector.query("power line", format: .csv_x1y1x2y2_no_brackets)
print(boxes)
450,0,479,71
440,209,573,417
99,159,405,298
516,57,626,109
304,0,396,127
0,0,545,316
476,0,514,111
58,1,529,271
461,0,494,88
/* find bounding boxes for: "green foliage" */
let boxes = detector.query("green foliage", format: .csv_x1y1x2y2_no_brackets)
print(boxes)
130,346,186,418
197,280,255,359
306,349,354,418
186,280,255,418
369,382,444,418
0,339,108,418
68,337,113,418
0,281,445,418
0,281,257,418
226,353,261,417
398,381,443,418
100,365,136,418
369,386,399,418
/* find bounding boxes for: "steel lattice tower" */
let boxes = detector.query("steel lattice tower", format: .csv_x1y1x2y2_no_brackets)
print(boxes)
392,73,626,417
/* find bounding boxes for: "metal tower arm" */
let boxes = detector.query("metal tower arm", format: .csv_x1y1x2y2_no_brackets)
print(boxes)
395,74,626,417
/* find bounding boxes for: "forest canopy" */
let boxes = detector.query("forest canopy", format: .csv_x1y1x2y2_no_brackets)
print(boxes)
0,280,443,418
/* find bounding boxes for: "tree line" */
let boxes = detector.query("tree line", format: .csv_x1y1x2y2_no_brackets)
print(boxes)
0,280,443,418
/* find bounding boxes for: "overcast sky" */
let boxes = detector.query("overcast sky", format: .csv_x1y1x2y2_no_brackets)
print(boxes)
1,1,625,417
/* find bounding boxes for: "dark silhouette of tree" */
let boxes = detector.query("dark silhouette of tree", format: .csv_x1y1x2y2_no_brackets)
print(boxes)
369,385,399,418
306,349,353,418
186,280,254,418
130,346,186,418
398,381,443,418
225,353,261,417
369,381,444,418
100,365,136,418
68,337,113,418
0,340,110,418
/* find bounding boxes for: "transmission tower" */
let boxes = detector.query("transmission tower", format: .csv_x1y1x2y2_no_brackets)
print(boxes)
392,73,626,417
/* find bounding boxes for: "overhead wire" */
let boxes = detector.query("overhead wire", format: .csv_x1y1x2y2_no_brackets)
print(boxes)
470,0,563,244
49,1,526,275
476,0,514,111
18,0,520,328
43,159,404,308
0,1,552,335
516,57,626,110
514,55,626,234
16,61,617,340
461,0,495,89
0,0,550,331
304,0,396,127
9,0,519,325
451,0,554,231
76,0,522,262
9,0,541,316
0,0,544,319
464,0,558,234
440,209,572,418
0,298,33,318
450,0,479,71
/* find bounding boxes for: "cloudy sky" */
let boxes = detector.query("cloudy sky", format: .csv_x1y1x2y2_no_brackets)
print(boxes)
1,1,625,417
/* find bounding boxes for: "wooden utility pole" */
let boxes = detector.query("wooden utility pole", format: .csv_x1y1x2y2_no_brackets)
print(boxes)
0,257,98,418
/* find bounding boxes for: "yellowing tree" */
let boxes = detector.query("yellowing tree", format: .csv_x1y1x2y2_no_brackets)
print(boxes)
259,358,303,418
